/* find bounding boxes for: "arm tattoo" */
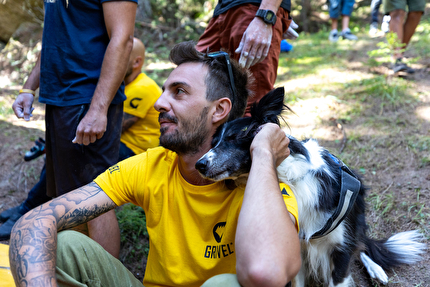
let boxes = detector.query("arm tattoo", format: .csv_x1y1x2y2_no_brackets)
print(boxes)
9,181,116,286
122,112,139,132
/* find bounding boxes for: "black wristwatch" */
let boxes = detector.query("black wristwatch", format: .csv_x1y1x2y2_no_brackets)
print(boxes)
255,9,277,25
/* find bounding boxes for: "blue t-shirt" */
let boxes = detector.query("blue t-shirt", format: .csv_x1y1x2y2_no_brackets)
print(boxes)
39,0,137,107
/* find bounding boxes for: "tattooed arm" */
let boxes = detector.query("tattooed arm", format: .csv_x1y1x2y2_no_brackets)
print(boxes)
8,182,116,287
122,112,139,132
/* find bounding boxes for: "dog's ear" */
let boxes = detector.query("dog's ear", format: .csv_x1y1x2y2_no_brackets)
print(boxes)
250,87,286,125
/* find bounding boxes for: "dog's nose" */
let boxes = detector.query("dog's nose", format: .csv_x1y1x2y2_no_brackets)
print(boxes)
195,158,208,175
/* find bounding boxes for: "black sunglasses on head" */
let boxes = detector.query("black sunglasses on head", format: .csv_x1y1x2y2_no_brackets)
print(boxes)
207,51,237,105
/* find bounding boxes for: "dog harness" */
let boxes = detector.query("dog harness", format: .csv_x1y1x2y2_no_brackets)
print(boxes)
309,155,361,239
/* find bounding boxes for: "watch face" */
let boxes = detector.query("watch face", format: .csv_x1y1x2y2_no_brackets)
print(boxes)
266,11,274,21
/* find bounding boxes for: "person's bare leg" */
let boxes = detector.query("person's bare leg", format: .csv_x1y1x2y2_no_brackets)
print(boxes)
341,15,350,31
389,9,406,59
331,18,338,31
88,209,121,259
402,11,423,47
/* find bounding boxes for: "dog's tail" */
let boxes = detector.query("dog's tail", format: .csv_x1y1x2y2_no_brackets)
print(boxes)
360,230,426,284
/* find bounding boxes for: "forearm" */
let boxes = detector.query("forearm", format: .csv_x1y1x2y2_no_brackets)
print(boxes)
23,52,41,91
236,149,300,286
9,183,116,286
89,36,133,115
9,212,58,287
122,112,139,132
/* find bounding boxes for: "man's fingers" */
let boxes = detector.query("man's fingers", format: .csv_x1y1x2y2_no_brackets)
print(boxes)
23,107,35,121
12,93,34,120
13,105,24,118
90,134,97,144
290,20,298,29
73,131,102,145
235,40,244,55
83,135,91,146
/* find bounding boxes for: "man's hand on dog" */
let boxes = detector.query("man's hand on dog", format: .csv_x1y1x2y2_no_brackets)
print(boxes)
250,123,290,167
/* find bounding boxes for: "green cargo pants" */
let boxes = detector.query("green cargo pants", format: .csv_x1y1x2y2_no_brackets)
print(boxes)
56,231,240,287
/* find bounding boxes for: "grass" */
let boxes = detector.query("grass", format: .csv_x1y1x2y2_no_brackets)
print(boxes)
110,13,430,283
116,203,149,262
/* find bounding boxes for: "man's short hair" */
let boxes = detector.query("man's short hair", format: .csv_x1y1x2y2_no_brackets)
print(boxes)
169,41,252,121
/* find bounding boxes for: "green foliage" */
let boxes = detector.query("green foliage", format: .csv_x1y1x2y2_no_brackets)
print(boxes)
355,76,411,105
0,97,15,119
368,32,406,59
147,0,215,27
408,16,430,59
369,193,395,217
407,136,430,153
116,203,149,261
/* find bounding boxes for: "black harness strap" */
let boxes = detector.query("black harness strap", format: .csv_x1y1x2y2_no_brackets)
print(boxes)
310,156,361,239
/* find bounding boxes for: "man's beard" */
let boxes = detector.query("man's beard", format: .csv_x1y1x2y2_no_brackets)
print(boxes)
159,106,211,155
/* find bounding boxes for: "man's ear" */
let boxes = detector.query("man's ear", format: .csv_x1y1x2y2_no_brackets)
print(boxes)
212,97,232,124
133,56,144,69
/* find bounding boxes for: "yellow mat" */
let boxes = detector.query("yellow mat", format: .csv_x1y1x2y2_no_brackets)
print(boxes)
0,244,15,287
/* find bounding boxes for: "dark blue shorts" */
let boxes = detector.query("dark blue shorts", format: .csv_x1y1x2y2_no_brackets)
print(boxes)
45,103,123,197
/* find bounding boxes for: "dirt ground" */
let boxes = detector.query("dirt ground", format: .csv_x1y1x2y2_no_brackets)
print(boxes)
1,26,429,286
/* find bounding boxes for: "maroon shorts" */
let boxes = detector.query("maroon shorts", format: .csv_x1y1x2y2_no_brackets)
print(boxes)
196,4,291,116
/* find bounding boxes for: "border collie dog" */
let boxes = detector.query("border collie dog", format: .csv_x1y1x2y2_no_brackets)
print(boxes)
196,87,426,286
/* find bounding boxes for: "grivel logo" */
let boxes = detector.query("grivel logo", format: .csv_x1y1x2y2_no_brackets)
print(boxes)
213,222,226,243
130,98,142,109
204,222,234,259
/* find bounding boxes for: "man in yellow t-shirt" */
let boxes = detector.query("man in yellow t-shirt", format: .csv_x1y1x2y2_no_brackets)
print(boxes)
120,38,161,159
9,42,301,287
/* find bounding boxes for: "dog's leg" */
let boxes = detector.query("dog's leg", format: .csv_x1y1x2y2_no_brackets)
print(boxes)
360,252,388,284
330,248,353,287
330,275,353,287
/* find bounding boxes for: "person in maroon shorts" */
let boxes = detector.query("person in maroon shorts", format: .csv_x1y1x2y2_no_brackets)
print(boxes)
196,0,292,117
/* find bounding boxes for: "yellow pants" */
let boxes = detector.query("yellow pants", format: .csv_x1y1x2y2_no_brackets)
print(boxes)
0,243,15,287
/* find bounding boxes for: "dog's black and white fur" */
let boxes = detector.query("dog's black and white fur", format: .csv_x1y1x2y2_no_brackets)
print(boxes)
195,87,426,286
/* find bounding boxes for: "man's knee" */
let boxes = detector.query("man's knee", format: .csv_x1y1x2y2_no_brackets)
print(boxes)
57,230,92,270
390,9,406,19
201,274,241,287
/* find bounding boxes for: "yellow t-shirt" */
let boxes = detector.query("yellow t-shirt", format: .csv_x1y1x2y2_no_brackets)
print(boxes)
121,73,161,154
94,147,299,287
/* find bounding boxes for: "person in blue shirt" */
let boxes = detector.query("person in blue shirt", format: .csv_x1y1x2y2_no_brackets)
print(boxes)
11,0,138,258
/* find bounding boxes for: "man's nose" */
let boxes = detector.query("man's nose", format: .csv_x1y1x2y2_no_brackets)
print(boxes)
154,92,169,113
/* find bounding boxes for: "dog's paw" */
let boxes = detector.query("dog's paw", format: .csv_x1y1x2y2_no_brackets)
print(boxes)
360,252,388,284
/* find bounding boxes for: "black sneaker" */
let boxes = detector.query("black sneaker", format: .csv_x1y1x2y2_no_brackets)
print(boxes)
24,138,46,161
0,206,21,223
0,212,23,241
393,58,415,74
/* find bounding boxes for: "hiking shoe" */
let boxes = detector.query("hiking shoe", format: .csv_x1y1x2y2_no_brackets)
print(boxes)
329,29,339,42
24,137,46,161
341,29,358,40
0,212,23,241
0,206,21,223
381,15,391,33
369,22,378,36
393,58,415,73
